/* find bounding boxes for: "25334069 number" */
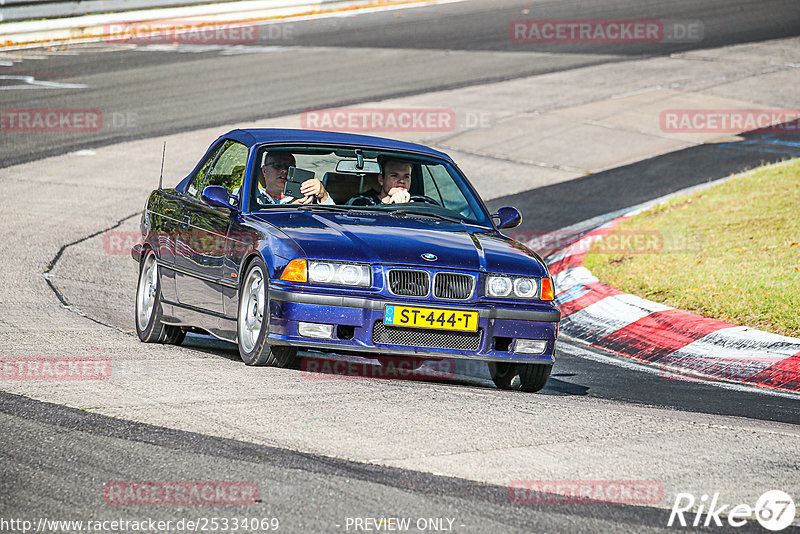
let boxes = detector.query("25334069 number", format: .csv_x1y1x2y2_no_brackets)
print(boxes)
384,305,479,332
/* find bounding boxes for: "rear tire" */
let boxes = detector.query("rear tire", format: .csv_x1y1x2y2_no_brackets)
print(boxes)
135,250,185,345
518,363,552,393
488,362,517,390
237,258,298,367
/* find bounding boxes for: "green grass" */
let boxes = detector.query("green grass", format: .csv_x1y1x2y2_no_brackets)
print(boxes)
584,159,800,337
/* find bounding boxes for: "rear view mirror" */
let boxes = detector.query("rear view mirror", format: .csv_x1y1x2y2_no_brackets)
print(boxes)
336,159,381,174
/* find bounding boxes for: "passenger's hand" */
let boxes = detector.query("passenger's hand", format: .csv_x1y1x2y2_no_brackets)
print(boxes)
382,187,410,204
299,178,329,203
293,195,314,204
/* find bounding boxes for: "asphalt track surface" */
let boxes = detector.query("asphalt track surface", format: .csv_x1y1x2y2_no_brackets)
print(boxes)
2,1,800,532
3,0,800,166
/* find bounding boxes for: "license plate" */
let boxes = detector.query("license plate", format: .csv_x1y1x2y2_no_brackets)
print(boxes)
384,305,479,332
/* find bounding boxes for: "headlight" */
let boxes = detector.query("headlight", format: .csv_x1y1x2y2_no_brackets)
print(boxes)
338,264,367,286
486,275,542,299
486,276,512,297
309,262,334,283
308,261,371,287
513,277,537,298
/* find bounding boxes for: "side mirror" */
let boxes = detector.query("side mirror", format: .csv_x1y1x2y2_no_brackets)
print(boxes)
494,206,522,229
202,185,238,211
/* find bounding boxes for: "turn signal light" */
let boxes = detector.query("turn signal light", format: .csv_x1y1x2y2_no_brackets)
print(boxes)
280,259,307,282
540,278,554,301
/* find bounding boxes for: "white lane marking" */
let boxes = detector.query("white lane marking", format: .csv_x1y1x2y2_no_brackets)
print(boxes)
4,0,469,52
127,0,470,55
559,337,800,399
250,0,469,25
0,74,87,89
71,149,96,156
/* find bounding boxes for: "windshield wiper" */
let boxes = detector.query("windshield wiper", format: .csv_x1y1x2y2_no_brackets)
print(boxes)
297,204,464,224
296,204,374,215
391,209,464,224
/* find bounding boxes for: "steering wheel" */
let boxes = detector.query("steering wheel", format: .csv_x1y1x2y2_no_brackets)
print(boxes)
409,194,441,206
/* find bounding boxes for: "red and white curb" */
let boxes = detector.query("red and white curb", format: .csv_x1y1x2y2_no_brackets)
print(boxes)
543,217,800,394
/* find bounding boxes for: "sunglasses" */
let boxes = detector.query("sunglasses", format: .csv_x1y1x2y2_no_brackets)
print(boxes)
264,162,292,171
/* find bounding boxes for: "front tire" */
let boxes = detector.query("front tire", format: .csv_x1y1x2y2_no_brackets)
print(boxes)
488,362,517,390
135,250,185,345
237,258,298,367
488,362,552,392
518,363,552,393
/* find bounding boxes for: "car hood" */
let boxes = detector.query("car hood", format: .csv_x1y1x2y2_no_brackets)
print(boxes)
247,211,548,277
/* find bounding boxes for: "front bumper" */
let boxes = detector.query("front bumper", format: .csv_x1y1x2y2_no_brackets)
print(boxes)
131,243,143,262
267,287,560,364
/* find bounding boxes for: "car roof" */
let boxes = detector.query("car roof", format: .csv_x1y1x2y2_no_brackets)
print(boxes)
226,128,453,161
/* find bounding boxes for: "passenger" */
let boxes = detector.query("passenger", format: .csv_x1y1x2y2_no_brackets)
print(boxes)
258,152,333,205
347,157,412,206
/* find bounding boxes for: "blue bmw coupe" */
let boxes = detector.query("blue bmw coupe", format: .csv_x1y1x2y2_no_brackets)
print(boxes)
133,129,560,392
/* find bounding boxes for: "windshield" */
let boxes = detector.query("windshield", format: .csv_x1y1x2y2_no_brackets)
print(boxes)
248,145,492,227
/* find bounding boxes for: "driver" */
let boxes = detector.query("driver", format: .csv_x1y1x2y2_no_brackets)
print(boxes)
258,151,333,205
347,157,412,206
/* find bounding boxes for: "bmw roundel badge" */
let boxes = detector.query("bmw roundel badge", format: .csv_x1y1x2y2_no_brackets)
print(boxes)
421,253,437,261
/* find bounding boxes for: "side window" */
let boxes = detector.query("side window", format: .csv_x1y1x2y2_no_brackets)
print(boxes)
186,142,224,199
421,165,445,205
423,164,470,217
207,141,249,195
